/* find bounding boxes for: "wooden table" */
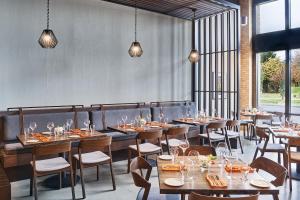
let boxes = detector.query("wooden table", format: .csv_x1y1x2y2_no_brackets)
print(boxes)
157,156,279,200
173,118,224,126
17,130,106,147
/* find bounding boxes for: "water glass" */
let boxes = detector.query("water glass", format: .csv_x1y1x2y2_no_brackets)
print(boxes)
179,139,190,156
122,115,128,126
90,124,96,135
29,122,37,134
84,120,90,130
170,147,179,164
47,122,54,133
24,127,30,141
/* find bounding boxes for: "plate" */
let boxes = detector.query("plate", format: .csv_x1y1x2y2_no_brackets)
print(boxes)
164,178,184,187
41,131,52,135
80,128,88,131
26,139,39,143
250,179,271,188
150,125,160,128
125,128,136,132
159,155,173,160
68,135,80,138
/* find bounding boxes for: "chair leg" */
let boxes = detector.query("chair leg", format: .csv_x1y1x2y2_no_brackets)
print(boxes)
30,176,33,196
74,160,77,186
33,175,38,200
278,152,281,164
238,136,244,154
58,172,62,189
289,162,292,191
109,161,116,190
69,168,75,200
252,148,259,162
127,149,131,173
79,163,86,199
96,165,100,181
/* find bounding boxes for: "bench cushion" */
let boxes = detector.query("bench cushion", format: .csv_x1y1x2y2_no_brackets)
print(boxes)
105,131,137,141
4,143,31,155
90,110,104,131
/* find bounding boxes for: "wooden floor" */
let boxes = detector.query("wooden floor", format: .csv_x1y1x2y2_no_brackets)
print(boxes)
10,138,299,200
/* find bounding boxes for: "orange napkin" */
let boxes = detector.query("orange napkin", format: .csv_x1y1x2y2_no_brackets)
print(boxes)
34,133,50,142
206,174,227,188
71,129,81,133
162,164,181,171
225,165,255,173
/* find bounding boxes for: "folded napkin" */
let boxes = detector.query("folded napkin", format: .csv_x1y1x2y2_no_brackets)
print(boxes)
162,164,181,171
225,164,255,173
71,129,81,133
206,174,227,188
34,133,50,142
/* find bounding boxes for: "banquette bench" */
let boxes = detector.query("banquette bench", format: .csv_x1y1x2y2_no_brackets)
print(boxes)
0,101,198,182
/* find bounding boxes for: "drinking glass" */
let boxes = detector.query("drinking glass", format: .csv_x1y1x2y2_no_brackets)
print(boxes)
170,147,179,164
47,122,54,133
121,115,128,126
66,119,73,131
83,120,90,130
216,142,228,158
90,124,95,135
241,165,250,182
187,150,200,165
179,139,190,156
24,127,30,141
29,122,37,134
147,113,152,123
225,150,238,180
159,113,164,123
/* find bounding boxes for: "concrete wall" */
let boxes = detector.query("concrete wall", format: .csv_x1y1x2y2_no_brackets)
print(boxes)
0,0,192,110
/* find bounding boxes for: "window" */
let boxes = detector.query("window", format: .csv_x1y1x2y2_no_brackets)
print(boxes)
291,49,300,115
256,0,285,34
291,0,300,28
257,51,285,112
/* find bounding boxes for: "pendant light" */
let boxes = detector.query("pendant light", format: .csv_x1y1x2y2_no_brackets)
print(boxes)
188,9,200,63
38,0,58,48
128,2,143,57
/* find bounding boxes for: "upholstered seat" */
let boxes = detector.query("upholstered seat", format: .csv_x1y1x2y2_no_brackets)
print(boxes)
161,138,185,147
74,151,110,164
290,152,300,162
31,157,70,173
4,142,31,155
257,143,285,151
129,143,161,153
227,130,240,137
199,132,225,140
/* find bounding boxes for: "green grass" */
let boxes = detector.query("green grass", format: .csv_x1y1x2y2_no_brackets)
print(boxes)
260,86,300,105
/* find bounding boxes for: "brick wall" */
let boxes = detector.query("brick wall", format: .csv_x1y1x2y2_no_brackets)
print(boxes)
240,0,253,109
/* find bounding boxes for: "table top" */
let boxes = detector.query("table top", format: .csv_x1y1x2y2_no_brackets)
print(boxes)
17,130,106,147
157,156,279,196
173,118,224,126
240,112,273,117
269,127,300,139
108,122,184,134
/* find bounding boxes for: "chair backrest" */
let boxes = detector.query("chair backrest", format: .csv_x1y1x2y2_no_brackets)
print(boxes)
188,192,259,200
272,112,284,121
79,136,112,156
288,137,300,147
137,129,163,141
32,142,71,157
130,157,152,200
226,120,240,131
255,114,272,125
254,126,269,139
184,145,216,156
164,126,189,137
250,157,287,187
207,121,226,130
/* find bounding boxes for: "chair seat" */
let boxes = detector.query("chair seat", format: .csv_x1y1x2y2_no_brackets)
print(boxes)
129,143,161,154
290,152,300,162
73,151,110,164
4,142,32,155
31,157,70,173
199,132,225,140
257,143,285,151
161,139,185,147
137,186,180,200
227,131,240,138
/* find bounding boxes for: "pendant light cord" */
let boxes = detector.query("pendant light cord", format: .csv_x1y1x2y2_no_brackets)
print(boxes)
46,0,50,29
134,2,137,42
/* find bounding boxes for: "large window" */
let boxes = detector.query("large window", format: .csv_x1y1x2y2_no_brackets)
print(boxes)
291,49,300,114
258,51,285,112
256,0,285,34
291,0,300,28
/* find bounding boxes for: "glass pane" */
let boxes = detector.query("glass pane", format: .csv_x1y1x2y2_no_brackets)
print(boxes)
291,0,300,28
291,49,300,115
256,0,285,34
257,51,286,112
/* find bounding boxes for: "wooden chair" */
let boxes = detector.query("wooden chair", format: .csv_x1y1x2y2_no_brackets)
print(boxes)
199,121,231,152
250,157,287,200
30,142,75,200
287,137,300,191
161,126,189,154
252,114,273,142
130,156,179,200
252,125,287,168
182,145,216,156
188,192,259,200
226,120,244,153
270,112,284,126
73,136,116,199
127,130,163,173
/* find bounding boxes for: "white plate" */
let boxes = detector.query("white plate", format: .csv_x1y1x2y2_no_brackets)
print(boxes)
250,179,271,188
158,155,173,160
80,128,88,131
68,135,80,138
41,131,52,135
164,178,184,187
26,139,39,143
125,128,136,132
150,125,160,128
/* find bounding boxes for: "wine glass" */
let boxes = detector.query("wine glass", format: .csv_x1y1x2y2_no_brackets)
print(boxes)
29,122,37,134
170,147,179,164
188,150,200,165
225,150,238,180
241,164,250,182
179,139,190,156
159,112,164,123
147,113,152,123
121,115,128,127
83,120,90,130
216,142,228,159
47,122,54,133
66,119,73,131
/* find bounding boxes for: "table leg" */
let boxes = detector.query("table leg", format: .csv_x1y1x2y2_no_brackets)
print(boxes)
272,194,279,200
181,194,185,200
